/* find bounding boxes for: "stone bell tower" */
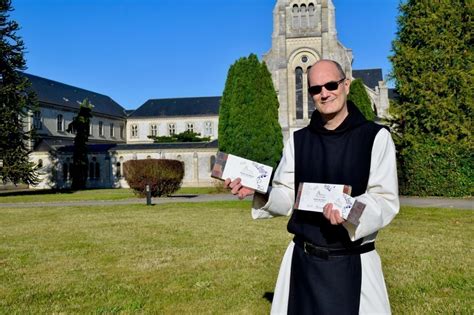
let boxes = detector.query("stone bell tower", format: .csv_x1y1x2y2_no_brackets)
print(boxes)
264,0,353,140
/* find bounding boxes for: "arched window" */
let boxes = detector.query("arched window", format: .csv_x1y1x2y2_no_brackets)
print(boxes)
295,67,304,119
308,3,316,28
300,4,307,28
210,155,216,172
292,5,299,29
307,66,316,118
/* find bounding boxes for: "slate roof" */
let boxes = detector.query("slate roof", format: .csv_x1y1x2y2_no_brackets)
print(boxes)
352,69,383,90
23,72,127,118
388,88,400,100
131,97,220,118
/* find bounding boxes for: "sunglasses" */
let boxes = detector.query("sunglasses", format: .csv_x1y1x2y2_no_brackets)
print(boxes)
308,78,346,95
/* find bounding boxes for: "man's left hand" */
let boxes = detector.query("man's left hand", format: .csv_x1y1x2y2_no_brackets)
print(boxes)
323,203,345,225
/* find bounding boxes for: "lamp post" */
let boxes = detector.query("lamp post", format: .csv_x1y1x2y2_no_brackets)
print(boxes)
146,184,152,206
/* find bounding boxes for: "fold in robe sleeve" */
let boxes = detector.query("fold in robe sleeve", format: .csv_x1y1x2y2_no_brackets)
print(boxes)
343,128,400,242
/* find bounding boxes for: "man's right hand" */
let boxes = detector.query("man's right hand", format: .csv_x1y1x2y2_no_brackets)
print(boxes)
224,178,255,200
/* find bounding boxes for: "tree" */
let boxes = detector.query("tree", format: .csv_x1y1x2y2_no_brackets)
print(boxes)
0,0,39,185
67,99,92,190
347,78,375,121
389,0,473,196
218,54,283,169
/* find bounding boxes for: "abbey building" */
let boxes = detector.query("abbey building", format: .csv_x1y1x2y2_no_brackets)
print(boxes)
22,0,392,190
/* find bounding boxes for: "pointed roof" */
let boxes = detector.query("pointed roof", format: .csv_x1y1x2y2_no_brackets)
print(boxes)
352,69,383,90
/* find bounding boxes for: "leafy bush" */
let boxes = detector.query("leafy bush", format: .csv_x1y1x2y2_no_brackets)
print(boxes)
148,131,211,143
123,159,184,197
398,138,473,197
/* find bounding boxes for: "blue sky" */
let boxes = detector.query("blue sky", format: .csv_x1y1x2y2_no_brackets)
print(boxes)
11,0,400,109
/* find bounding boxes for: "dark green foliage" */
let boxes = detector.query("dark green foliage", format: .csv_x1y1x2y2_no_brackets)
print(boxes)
398,138,472,197
348,79,375,121
148,130,211,143
389,0,473,196
218,54,283,169
0,0,39,185
67,99,92,190
123,159,184,197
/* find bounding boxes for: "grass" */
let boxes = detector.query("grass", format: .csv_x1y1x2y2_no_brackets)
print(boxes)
0,202,472,314
0,187,220,204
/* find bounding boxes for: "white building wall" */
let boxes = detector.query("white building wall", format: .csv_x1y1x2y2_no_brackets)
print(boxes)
35,105,126,142
126,116,219,144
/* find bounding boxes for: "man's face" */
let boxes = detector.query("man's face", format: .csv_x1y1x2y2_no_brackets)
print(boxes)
308,61,350,117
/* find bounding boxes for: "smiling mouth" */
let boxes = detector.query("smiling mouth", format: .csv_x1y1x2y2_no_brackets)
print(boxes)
320,98,336,104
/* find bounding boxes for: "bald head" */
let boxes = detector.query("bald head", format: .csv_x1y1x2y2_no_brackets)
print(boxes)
308,59,346,82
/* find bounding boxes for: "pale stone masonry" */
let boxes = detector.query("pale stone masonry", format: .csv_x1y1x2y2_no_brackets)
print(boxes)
264,0,390,140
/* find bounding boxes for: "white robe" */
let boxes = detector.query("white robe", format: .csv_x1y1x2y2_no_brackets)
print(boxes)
251,128,400,315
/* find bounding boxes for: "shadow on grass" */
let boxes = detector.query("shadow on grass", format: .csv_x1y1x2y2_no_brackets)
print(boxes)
0,188,76,197
263,292,274,303
167,194,198,198
0,187,126,197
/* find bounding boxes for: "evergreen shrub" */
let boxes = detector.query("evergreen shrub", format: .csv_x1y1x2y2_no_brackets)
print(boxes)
348,78,375,121
123,159,184,197
399,139,473,197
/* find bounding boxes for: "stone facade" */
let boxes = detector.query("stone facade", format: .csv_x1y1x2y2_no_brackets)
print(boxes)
264,0,389,140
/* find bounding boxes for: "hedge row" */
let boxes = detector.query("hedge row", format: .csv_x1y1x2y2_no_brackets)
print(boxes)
398,139,473,197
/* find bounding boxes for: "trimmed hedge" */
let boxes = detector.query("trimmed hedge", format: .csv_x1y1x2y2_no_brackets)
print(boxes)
398,139,473,197
123,159,184,197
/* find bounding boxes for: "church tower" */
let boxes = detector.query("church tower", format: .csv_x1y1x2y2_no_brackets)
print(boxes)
264,0,353,140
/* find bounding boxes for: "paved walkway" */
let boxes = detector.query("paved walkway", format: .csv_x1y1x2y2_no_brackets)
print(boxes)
0,194,472,209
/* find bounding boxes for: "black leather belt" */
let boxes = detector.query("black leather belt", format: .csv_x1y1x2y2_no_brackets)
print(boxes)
293,236,375,259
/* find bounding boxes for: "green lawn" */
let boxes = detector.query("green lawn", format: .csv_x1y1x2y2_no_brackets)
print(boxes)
0,187,219,204
0,202,472,314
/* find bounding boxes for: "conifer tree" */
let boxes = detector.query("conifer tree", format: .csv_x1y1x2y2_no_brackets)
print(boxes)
390,0,473,196
67,99,92,190
348,78,375,121
219,54,283,169
0,0,39,185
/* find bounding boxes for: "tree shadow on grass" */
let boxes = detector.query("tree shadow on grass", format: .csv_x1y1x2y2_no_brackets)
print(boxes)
0,188,76,197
